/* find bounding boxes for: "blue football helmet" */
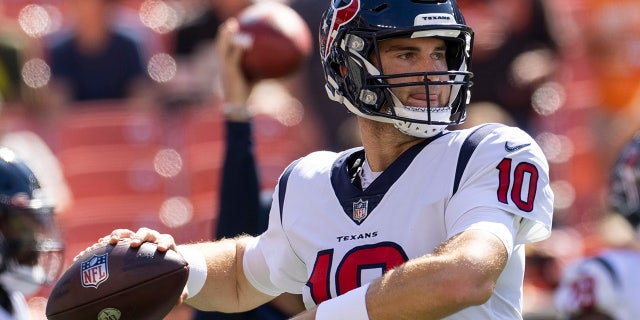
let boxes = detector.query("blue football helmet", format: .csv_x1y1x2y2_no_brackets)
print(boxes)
319,0,474,137
610,133,640,231
0,147,64,295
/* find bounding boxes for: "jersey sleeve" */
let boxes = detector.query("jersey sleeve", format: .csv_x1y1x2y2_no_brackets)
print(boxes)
448,206,517,257
242,165,309,295
446,125,554,244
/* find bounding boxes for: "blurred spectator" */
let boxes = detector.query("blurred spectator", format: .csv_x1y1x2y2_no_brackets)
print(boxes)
0,24,24,106
44,0,155,113
0,1,44,114
457,0,559,134
554,132,640,320
192,16,305,320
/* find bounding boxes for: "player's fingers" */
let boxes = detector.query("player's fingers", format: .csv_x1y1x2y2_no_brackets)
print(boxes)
216,23,230,56
102,229,136,245
156,234,177,252
130,227,177,251
129,227,160,247
216,18,239,58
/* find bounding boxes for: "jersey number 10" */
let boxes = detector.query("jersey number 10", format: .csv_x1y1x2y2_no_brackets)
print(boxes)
496,158,539,212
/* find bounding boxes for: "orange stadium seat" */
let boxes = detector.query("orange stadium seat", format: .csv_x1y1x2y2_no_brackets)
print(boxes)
253,113,322,189
181,106,225,146
55,107,164,151
179,107,225,221
54,106,171,200
57,144,167,198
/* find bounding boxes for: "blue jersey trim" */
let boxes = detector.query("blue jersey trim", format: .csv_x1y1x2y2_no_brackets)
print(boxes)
278,158,302,224
452,123,503,196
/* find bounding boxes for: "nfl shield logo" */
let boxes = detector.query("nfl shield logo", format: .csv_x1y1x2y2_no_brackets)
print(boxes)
353,199,369,222
81,253,109,288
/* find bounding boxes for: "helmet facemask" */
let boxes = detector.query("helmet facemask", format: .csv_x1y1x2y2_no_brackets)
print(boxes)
0,204,65,295
341,30,472,138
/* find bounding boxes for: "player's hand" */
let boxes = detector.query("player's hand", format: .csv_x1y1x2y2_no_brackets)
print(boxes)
72,228,176,262
104,227,177,251
216,17,252,106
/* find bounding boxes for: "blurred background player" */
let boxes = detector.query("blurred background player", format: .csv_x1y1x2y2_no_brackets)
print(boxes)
554,132,640,320
192,16,304,320
0,147,65,319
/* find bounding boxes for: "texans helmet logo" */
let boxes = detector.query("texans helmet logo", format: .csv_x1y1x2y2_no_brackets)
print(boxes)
322,0,360,58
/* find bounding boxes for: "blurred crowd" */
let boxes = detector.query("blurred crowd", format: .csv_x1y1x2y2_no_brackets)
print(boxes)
1,0,640,319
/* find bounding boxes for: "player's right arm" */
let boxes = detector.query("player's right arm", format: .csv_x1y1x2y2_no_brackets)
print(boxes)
103,229,277,313
286,227,509,320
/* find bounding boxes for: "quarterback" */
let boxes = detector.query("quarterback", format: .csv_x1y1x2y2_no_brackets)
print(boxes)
98,0,554,319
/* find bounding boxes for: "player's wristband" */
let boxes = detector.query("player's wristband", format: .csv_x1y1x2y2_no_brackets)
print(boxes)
177,245,207,299
315,283,370,320
223,103,252,122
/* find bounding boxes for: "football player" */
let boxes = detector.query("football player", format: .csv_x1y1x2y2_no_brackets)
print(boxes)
0,147,64,319
555,133,640,320
99,0,554,319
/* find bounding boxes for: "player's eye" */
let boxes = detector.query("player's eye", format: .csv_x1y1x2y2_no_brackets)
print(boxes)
397,52,414,60
431,51,445,60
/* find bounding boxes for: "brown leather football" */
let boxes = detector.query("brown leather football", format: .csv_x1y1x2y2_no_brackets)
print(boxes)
237,1,312,81
46,240,189,320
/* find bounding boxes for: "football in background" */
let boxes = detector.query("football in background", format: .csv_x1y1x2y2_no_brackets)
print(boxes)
45,240,189,320
236,1,313,81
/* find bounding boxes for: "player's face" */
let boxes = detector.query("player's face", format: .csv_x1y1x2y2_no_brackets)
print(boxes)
374,37,451,108
0,210,40,265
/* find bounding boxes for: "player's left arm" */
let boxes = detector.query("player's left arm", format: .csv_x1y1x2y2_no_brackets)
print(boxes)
291,228,508,320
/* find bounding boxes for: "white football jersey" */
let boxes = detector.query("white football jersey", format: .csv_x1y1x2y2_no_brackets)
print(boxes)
555,249,640,320
0,291,30,320
244,123,554,319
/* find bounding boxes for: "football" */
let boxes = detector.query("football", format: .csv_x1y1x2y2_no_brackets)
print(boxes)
45,240,189,320
237,1,312,81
